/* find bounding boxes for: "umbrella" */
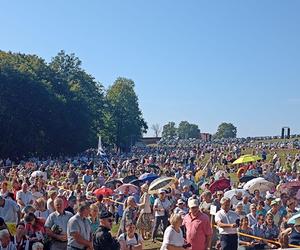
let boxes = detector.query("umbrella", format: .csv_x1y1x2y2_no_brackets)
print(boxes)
148,177,176,194
281,181,300,189
243,177,275,194
93,187,113,196
105,179,123,188
123,175,137,184
215,170,228,180
115,183,138,194
233,154,262,165
195,170,205,182
129,158,139,163
239,175,256,183
148,164,160,170
31,171,46,180
209,179,231,194
224,189,250,200
138,173,159,182
130,179,143,187
287,211,300,225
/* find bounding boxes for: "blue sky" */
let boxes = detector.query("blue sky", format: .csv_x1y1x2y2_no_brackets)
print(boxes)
1,1,300,137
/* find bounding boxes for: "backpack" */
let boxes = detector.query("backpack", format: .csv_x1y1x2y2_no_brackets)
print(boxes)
124,233,139,244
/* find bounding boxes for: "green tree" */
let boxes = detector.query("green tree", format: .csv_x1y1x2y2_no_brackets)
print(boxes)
177,121,200,139
0,50,106,157
162,122,177,139
103,77,147,152
214,122,237,139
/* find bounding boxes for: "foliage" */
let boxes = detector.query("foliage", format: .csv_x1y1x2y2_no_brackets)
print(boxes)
177,121,200,139
162,122,177,139
214,122,237,139
102,77,147,152
0,51,146,157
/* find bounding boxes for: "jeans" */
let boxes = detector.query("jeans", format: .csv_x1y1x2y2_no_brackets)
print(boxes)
220,234,238,250
152,215,169,240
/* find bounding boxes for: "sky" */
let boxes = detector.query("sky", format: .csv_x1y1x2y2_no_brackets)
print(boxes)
1,1,300,137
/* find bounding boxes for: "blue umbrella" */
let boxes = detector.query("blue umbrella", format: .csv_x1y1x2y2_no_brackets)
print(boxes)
287,211,300,225
139,172,159,182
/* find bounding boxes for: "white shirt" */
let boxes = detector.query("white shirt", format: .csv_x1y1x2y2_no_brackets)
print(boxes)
154,198,171,217
160,226,184,250
16,191,33,209
215,209,239,235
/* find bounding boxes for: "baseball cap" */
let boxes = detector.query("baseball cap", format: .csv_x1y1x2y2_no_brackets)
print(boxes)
188,199,199,208
99,211,113,219
158,189,166,194
176,199,184,206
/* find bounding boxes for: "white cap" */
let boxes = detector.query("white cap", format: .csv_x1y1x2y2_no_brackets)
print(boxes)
188,199,199,208
158,189,166,194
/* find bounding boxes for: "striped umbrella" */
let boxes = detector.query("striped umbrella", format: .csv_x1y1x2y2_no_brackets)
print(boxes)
148,177,176,194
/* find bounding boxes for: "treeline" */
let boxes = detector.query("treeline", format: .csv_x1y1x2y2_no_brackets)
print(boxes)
0,50,147,157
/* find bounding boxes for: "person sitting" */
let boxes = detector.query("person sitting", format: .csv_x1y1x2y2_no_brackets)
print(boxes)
24,213,45,246
279,217,300,247
264,213,280,249
0,229,15,250
118,221,143,250
238,217,256,250
13,222,29,250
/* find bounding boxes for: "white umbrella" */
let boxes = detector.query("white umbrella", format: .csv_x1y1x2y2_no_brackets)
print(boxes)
243,177,275,194
31,170,47,180
224,189,250,200
215,170,228,180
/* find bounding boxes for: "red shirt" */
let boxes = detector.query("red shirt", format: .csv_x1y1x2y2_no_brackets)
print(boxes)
183,211,213,250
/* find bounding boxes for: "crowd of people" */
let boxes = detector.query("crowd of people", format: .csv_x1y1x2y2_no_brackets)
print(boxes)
0,139,300,250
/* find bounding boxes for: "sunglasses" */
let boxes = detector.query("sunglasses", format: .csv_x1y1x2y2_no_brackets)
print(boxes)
107,219,113,223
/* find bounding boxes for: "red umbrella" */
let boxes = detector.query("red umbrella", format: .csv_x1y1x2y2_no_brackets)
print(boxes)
93,187,113,196
209,179,231,194
281,181,300,189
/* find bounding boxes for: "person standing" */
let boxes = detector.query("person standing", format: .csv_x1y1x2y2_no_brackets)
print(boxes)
45,198,73,250
67,202,93,250
215,197,239,250
93,211,120,250
151,189,171,242
161,213,185,250
183,198,212,250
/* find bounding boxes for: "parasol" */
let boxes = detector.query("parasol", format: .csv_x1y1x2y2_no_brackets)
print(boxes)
209,179,231,194
123,175,137,184
93,187,113,197
115,183,138,194
224,189,250,200
138,173,159,182
243,177,275,194
148,177,176,194
233,154,262,165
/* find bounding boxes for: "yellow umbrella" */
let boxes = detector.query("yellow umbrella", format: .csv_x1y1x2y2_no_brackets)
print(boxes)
232,154,262,165
195,170,205,182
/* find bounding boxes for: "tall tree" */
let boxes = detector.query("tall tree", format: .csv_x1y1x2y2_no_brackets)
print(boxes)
214,122,237,139
151,124,161,138
104,77,147,152
177,121,200,139
162,122,177,139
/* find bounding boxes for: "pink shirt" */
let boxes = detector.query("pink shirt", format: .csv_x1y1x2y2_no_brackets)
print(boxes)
183,212,213,250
